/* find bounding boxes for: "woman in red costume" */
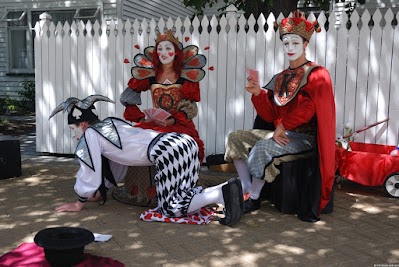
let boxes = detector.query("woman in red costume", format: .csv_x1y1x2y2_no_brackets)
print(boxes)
120,30,206,162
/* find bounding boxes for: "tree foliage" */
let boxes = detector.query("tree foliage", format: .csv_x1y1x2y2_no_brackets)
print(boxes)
183,0,366,18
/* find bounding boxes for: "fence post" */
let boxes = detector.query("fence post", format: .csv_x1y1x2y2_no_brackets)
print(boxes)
39,12,52,30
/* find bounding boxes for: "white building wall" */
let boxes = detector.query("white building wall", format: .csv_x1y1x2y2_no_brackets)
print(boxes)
0,0,114,99
121,0,196,22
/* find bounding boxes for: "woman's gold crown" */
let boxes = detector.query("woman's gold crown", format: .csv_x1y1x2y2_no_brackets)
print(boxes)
155,30,180,46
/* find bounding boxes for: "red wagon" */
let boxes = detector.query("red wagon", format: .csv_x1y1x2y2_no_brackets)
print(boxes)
335,142,399,197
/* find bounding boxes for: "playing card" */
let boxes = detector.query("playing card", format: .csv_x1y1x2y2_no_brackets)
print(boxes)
143,108,171,122
93,233,112,242
246,67,259,83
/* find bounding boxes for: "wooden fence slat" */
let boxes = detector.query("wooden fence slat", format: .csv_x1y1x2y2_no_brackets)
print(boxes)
344,11,360,140
206,16,219,155
244,15,256,130
70,22,79,152
40,24,51,151
376,10,394,145
234,15,247,131
100,22,109,124
198,16,210,149
335,12,349,137
215,16,228,154
365,10,383,143
62,22,72,153
225,16,238,138
108,20,117,116
115,19,125,118
191,16,201,129
55,22,64,154
34,22,43,152
355,10,372,143
388,19,399,146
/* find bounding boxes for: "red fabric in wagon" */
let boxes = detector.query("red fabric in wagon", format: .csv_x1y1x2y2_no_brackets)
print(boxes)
336,142,398,187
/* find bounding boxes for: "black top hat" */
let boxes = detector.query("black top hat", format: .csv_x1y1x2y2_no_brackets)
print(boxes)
34,227,94,267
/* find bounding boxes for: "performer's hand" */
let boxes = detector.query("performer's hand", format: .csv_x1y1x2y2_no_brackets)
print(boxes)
245,77,261,96
273,123,290,146
153,117,175,127
55,202,84,212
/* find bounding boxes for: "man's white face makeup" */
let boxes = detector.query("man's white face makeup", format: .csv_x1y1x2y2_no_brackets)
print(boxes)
157,41,176,65
69,124,84,141
282,34,305,62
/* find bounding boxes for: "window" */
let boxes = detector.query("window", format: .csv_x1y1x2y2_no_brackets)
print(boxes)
1,8,101,74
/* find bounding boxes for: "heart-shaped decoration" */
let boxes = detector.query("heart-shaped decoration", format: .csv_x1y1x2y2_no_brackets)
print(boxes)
185,36,190,42
124,58,130,63
208,66,214,71
134,44,140,49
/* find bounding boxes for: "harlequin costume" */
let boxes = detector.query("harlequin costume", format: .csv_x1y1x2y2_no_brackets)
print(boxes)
49,95,243,226
121,30,206,162
49,95,213,224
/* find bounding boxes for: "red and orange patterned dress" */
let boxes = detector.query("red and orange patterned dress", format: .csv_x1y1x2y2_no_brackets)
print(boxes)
123,76,204,162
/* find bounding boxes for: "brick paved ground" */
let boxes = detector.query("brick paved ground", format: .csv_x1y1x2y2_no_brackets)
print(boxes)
0,134,398,266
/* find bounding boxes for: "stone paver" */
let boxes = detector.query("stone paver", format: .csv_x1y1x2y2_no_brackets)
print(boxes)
1,131,399,266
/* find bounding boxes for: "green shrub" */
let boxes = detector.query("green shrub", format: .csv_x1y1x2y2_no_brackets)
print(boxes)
0,96,17,114
17,80,35,113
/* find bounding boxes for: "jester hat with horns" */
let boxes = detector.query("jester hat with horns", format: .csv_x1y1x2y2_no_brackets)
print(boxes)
49,95,115,124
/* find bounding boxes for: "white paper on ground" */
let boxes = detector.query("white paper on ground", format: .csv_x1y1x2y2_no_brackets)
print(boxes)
93,233,113,242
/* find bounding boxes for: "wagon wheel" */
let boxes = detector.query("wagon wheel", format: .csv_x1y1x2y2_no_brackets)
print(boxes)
384,172,399,198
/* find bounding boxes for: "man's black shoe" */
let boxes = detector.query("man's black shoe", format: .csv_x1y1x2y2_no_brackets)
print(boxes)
219,178,243,227
244,197,261,213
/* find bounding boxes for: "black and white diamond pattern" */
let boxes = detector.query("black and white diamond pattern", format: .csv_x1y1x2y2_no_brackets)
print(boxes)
149,133,200,217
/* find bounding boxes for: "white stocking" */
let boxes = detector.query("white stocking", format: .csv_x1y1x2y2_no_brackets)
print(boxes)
187,182,227,213
233,159,251,194
249,178,265,200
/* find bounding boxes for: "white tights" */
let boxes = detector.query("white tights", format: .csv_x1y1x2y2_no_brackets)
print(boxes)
233,159,265,200
187,182,227,213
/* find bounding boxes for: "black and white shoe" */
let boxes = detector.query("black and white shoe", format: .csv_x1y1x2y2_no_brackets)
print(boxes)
219,177,243,227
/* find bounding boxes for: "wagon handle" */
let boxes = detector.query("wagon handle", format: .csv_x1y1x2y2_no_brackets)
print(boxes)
343,118,389,139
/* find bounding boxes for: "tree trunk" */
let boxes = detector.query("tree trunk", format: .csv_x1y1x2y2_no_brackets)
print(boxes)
244,0,299,19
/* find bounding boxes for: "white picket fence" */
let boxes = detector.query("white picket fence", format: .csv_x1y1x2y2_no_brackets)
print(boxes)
34,9,399,156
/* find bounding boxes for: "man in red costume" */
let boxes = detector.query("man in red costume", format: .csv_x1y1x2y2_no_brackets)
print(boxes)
120,30,206,162
225,10,336,221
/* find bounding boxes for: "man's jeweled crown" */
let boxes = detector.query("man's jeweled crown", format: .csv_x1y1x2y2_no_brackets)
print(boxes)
155,30,180,47
278,10,320,41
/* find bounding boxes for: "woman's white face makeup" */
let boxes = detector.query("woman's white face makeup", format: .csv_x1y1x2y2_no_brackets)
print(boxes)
157,41,176,65
69,124,84,141
282,34,304,62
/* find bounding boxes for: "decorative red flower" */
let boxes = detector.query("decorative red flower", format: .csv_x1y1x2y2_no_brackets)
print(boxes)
185,36,190,42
